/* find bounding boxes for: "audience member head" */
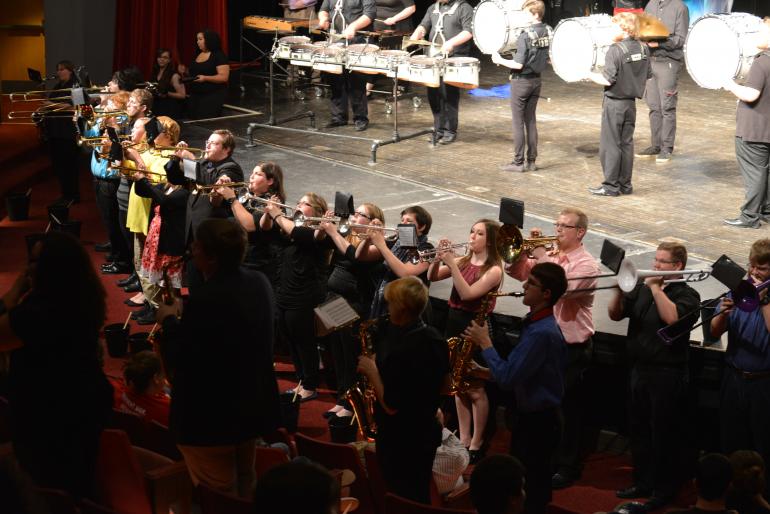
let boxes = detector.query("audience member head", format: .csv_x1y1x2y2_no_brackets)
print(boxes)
193,219,247,276
470,454,526,514
55,60,75,84
384,276,429,326
401,205,432,236
528,262,568,307
254,461,340,514
197,29,223,54
29,231,106,341
123,351,165,396
729,450,766,501
696,453,733,503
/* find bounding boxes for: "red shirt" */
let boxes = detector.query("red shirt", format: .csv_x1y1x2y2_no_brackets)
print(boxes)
108,377,171,427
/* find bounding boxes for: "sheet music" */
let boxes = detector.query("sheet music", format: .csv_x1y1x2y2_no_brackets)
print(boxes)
314,296,359,334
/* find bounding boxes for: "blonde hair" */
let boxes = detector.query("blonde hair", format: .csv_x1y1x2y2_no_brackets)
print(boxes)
559,207,589,231
384,277,428,320
749,238,770,265
156,116,180,145
522,0,545,20
612,12,640,39
302,192,328,218
110,91,130,110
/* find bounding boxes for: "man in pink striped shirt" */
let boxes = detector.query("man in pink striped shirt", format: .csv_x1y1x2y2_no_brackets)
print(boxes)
506,207,599,489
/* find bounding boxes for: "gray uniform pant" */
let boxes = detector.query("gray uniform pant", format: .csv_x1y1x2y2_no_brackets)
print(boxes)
644,58,682,153
600,96,636,194
510,75,542,165
427,78,460,137
736,136,770,223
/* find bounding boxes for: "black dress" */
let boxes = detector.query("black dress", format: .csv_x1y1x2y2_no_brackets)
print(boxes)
187,50,228,119
8,295,113,498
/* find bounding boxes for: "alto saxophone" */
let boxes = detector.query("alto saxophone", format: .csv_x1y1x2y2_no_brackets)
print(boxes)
345,317,382,442
447,292,496,395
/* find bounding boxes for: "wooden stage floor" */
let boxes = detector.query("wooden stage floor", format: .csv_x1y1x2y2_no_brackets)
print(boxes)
196,57,758,266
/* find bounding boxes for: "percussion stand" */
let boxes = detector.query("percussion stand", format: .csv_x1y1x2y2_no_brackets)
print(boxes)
239,26,293,92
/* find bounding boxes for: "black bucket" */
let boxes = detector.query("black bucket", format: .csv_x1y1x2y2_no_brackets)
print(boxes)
6,191,31,221
24,232,46,258
104,323,129,358
52,220,82,239
47,203,69,224
329,417,358,444
279,392,300,433
128,332,152,354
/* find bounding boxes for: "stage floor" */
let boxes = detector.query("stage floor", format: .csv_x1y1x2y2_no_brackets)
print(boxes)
178,57,758,338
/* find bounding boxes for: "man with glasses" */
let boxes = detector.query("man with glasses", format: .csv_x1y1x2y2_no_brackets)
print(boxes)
711,238,770,495
506,207,599,489
608,241,700,511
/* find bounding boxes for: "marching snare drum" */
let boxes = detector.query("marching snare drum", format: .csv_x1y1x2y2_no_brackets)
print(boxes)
274,36,311,60
685,12,764,90
473,0,532,54
443,57,480,89
550,14,615,82
289,44,316,67
312,42,346,74
407,56,442,88
345,44,381,74
376,50,410,78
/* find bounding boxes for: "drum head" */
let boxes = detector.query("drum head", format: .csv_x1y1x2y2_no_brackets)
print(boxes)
551,16,611,82
347,44,379,54
409,56,437,67
686,15,743,89
445,57,480,66
473,1,530,54
280,36,310,45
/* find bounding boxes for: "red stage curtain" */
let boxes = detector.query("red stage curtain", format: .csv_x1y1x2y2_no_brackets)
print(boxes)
113,0,228,82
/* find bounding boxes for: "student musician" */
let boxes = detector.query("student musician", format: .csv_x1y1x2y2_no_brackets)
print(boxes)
427,219,504,464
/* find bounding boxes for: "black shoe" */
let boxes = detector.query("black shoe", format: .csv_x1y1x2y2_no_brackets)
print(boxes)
354,120,369,132
642,496,671,512
328,413,353,426
102,263,131,275
468,449,485,465
588,186,620,197
323,119,347,128
131,303,151,320
124,298,144,307
136,308,157,325
551,472,577,490
620,187,634,195
117,273,138,287
95,242,111,252
299,390,319,402
723,217,760,229
439,133,456,145
124,281,142,293
616,485,653,499
635,146,660,158
105,253,118,263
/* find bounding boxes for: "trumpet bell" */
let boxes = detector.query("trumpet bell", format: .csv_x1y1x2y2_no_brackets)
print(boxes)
497,224,524,264
617,259,639,293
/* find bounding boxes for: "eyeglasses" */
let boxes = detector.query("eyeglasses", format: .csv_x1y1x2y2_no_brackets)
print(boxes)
750,263,770,273
553,223,577,230
353,211,371,220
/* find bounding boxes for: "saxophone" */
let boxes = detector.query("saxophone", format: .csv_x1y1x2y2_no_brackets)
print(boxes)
345,317,382,442
447,292,496,395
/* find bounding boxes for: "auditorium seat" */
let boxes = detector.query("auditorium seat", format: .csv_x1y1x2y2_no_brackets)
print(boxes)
384,493,474,514
198,483,253,514
254,446,290,479
108,408,182,461
294,432,378,514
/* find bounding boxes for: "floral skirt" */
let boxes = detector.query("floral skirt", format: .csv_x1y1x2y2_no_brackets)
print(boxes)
140,205,183,288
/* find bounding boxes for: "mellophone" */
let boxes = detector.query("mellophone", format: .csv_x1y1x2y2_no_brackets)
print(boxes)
271,35,480,89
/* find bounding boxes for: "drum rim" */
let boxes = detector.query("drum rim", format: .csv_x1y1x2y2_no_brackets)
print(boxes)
549,15,613,82
472,0,530,55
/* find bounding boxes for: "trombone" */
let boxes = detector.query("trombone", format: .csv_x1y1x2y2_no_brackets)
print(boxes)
496,224,559,264
78,134,132,148
7,85,107,102
571,259,712,294
151,145,205,159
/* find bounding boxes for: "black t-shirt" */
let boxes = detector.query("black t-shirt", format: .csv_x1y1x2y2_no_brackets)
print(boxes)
622,282,701,367
374,0,415,32
418,0,474,57
186,157,244,243
325,238,383,316
320,0,377,34
276,226,331,310
374,320,449,447
603,38,651,99
245,217,285,290
188,50,228,94
736,52,770,144
512,22,550,76
8,295,113,497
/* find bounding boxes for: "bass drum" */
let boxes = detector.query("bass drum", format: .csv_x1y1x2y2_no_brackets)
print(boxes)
685,12,764,90
550,14,615,82
472,0,531,54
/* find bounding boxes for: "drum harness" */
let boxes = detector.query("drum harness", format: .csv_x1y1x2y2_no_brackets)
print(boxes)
521,24,553,72
430,1,461,56
617,40,648,64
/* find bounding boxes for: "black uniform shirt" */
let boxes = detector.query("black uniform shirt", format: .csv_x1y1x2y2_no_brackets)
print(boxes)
603,38,651,100
320,0,377,34
622,281,701,368
185,156,244,243
512,22,550,76
736,52,770,144
418,0,473,56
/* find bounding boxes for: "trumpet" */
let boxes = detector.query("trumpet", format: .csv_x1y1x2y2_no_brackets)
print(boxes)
338,222,399,239
78,134,132,147
151,145,205,159
194,182,249,195
236,190,295,213
292,212,342,228
109,165,167,181
496,224,559,264
412,242,470,263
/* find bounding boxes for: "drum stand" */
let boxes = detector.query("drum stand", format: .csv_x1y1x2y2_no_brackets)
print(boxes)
246,49,435,164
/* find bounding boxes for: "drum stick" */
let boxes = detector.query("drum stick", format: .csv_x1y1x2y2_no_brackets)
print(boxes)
149,322,159,339
122,311,132,330
292,380,302,402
